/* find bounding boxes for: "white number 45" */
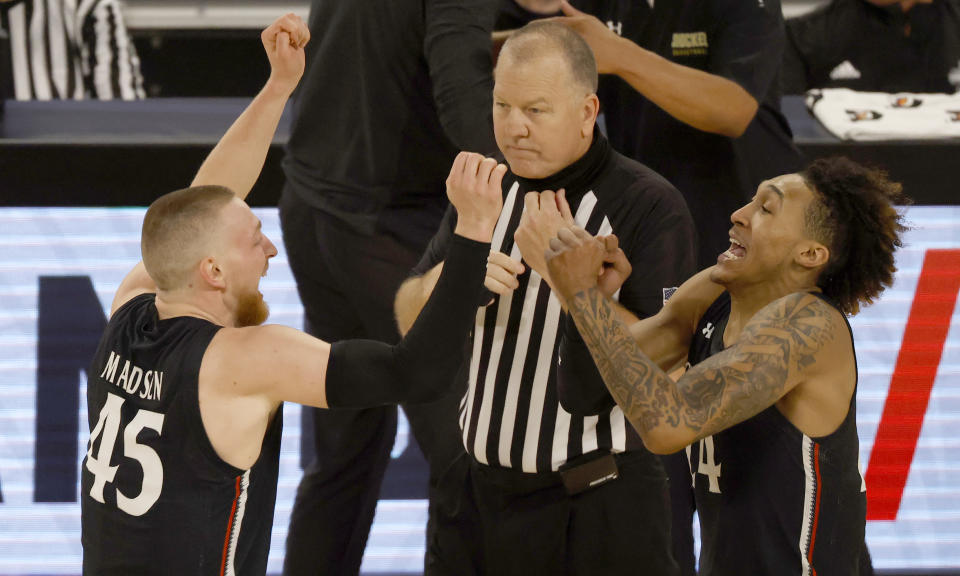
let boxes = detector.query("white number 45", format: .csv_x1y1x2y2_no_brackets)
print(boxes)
84,392,165,516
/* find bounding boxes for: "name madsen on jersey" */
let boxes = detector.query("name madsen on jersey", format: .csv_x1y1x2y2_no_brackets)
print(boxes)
98,351,163,401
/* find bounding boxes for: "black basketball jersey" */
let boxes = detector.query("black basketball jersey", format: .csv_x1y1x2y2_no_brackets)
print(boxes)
81,294,282,576
686,292,866,576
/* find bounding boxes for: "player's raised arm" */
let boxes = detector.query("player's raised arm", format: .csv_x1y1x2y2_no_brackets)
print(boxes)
394,152,507,335
191,13,309,195
224,151,507,410
111,14,309,316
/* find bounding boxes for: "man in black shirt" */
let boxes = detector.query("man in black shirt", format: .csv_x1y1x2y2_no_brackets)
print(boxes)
783,0,960,94
554,0,803,273
81,15,505,575
278,1,500,574
395,21,694,575
547,156,907,575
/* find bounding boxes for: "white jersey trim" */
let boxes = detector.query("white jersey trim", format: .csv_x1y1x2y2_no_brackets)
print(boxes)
224,469,251,576
799,435,817,576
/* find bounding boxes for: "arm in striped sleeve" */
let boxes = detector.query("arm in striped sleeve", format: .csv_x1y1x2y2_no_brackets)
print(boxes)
80,0,143,100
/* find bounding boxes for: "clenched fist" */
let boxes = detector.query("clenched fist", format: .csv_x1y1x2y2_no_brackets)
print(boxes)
513,189,575,288
447,152,508,243
595,234,632,298
262,13,310,97
545,226,608,302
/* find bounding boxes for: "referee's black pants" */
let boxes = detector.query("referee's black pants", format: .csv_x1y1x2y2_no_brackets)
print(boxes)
427,450,681,576
279,187,466,576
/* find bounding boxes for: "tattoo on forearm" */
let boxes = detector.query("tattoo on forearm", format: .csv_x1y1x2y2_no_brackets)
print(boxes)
568,288,837,442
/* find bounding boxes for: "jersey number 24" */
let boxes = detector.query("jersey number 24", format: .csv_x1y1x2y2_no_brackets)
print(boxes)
687,436,722,494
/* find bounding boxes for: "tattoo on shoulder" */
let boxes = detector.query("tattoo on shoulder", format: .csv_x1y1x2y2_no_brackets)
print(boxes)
686,293,839,432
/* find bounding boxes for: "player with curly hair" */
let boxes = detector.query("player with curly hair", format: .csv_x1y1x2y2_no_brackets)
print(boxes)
546,156,908,575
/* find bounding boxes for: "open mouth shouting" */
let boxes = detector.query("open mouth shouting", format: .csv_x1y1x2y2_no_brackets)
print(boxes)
718,237,746,263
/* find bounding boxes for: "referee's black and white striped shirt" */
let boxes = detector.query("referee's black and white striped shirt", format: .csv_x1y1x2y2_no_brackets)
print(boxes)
413,133,696,473
1,0,143,100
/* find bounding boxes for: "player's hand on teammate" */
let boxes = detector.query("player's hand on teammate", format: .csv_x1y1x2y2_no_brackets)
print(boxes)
447,152,507,243
545,226,609,301
514,189,575,288
262,13,310,97
484,251,525,298
544,0,624,75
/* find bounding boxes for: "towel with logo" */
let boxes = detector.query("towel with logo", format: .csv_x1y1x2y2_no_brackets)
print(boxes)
806,88,960,140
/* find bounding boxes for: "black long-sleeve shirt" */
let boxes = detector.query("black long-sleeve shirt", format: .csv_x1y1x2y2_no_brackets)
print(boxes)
783,0,960,94
283,0,499,249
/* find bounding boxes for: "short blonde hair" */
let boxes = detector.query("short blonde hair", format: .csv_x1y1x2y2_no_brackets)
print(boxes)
141,185,235,290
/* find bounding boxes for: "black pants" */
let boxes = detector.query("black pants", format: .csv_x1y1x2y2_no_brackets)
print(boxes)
279,188,466,576
663,451,697,576
427,450,681,576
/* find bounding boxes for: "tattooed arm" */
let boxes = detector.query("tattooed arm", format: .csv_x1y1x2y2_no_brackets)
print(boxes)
546,227,841,454
557,266,721,414
569,287,838,453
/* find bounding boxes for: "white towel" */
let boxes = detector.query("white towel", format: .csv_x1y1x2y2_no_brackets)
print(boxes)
806,88,960,141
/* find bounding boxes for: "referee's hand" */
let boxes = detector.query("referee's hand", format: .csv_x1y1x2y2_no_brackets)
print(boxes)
485,251,525,298
262,13,310,97
447,152,507,243
597,234,631,298
514,189,575,290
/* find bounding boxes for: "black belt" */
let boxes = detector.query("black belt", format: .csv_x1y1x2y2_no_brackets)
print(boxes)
471,450,624,496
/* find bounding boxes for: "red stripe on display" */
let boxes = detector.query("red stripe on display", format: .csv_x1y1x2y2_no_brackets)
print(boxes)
809,443,822,576
220,476,242,576
866,249,960,520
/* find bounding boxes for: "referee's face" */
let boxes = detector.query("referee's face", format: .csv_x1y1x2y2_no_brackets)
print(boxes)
493,52,596,179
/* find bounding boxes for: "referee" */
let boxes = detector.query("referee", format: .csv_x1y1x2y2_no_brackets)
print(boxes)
0,0,143,101
396,22,695,575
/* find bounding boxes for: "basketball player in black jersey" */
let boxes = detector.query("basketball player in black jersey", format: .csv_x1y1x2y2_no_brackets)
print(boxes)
545,158,907,575
80,13,506,576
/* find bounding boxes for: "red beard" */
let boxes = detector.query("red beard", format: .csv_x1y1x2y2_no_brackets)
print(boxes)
235,290,270,327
